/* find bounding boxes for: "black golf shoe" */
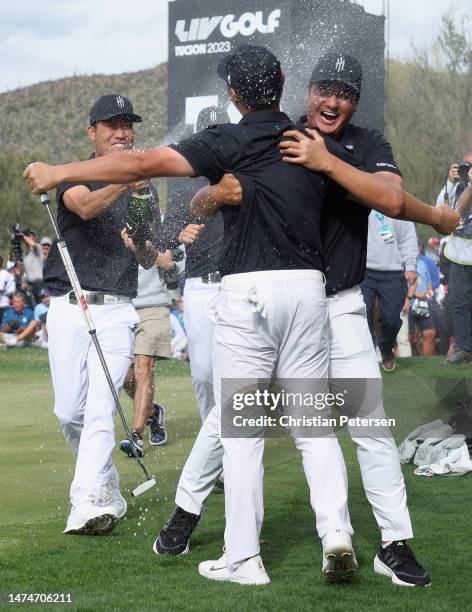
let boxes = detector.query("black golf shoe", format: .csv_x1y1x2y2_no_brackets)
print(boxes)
153,506,200,555
374,541,431,587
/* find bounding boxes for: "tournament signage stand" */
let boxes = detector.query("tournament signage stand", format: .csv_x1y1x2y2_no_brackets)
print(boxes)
168,0,385,136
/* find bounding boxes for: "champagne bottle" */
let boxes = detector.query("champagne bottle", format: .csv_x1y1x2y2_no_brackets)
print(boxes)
126,187,154,247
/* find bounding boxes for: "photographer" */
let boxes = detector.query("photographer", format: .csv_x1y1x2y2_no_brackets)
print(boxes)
436,151,472,209
21,229,44,298
441,157,472,364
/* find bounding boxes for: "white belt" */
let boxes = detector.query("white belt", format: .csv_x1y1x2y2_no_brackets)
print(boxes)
68,291,132,305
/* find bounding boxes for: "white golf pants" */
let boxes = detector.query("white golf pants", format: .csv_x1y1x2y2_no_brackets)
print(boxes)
47,294,138,508
184,278,219,422
176,285,413,545
212,270,351,573
327,287,412,541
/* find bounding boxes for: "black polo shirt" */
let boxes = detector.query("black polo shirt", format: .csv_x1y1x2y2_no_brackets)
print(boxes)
164,177,224,278
170,111,331,277
316,122,403,295
43,181,159,297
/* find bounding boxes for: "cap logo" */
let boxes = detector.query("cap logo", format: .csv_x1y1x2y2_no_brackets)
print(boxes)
210,109,217,123
335,56,345,72
116,95,125,109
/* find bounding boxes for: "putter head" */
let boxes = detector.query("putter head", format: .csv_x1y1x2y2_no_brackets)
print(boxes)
132,477,156,497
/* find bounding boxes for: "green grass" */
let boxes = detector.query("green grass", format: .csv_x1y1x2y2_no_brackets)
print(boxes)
0,350,470,611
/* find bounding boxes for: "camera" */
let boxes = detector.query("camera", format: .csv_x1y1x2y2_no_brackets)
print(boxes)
9,223,24,262
8,320,21,332
458,162,472,184
9,223,34,262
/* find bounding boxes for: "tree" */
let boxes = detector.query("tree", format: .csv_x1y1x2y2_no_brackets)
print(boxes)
385,13,472,214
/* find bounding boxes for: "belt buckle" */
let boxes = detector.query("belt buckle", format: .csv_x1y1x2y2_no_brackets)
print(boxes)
203,271,221,284
103,294,115,305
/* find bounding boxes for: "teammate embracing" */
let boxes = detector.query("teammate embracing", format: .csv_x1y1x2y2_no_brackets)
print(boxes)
153,53,458,588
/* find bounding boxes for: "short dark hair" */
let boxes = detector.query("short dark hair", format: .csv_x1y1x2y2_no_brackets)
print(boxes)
237,82,283,111
218,45,284,111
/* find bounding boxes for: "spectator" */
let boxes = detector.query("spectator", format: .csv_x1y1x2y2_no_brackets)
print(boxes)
408,256,436,355
40,237,52,261
436,151,472,209
0,256,16,325
21,230,44,298
32,287,50,348
0,292,36,347
426,236,440,264
361,213,418,371
418,239,440,291
441,155,472,365
120,249,179,457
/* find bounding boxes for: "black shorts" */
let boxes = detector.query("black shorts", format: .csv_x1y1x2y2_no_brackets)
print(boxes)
408,306,435,333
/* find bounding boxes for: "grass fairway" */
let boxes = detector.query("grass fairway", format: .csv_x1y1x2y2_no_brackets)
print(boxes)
1,349,470,611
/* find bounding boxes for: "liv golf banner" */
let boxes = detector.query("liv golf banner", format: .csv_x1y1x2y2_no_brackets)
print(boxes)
168,0,385,136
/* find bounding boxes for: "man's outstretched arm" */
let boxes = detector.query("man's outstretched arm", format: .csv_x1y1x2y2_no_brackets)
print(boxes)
402,192,459,235
24,147,196,194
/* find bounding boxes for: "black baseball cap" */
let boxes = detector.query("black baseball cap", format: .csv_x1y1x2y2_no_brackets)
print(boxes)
90,94,142,125
309,52,362,96
217,44,283,105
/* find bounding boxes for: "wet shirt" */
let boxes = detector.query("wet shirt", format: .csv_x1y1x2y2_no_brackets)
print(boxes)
169,111,329,277
164,177,224,278
44,177,159,297
318,123,403,294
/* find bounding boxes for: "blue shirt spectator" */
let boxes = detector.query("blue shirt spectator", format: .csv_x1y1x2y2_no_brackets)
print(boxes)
419,254,440,290
416,259,432,293
34,302,48,322
2,300,34,330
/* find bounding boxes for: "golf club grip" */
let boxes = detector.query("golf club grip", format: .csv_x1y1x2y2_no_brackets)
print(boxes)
57,241,96,332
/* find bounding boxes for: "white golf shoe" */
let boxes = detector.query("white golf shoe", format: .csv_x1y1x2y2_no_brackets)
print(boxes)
97,480,127,518
199,552,270,585
64,502,120,535
322,529,358,580
64,480,126,535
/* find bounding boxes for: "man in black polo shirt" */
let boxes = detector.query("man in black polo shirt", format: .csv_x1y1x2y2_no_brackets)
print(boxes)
42,94,154,536
25,45,374,586
163,106,230,425
162,54,447,587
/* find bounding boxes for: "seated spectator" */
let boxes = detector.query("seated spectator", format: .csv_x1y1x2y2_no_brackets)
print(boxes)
408,258,436,355
0,291,44,348
33,288,50,348
0,256,16,325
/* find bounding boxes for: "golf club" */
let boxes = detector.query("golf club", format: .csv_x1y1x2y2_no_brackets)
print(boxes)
39,192,156,497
